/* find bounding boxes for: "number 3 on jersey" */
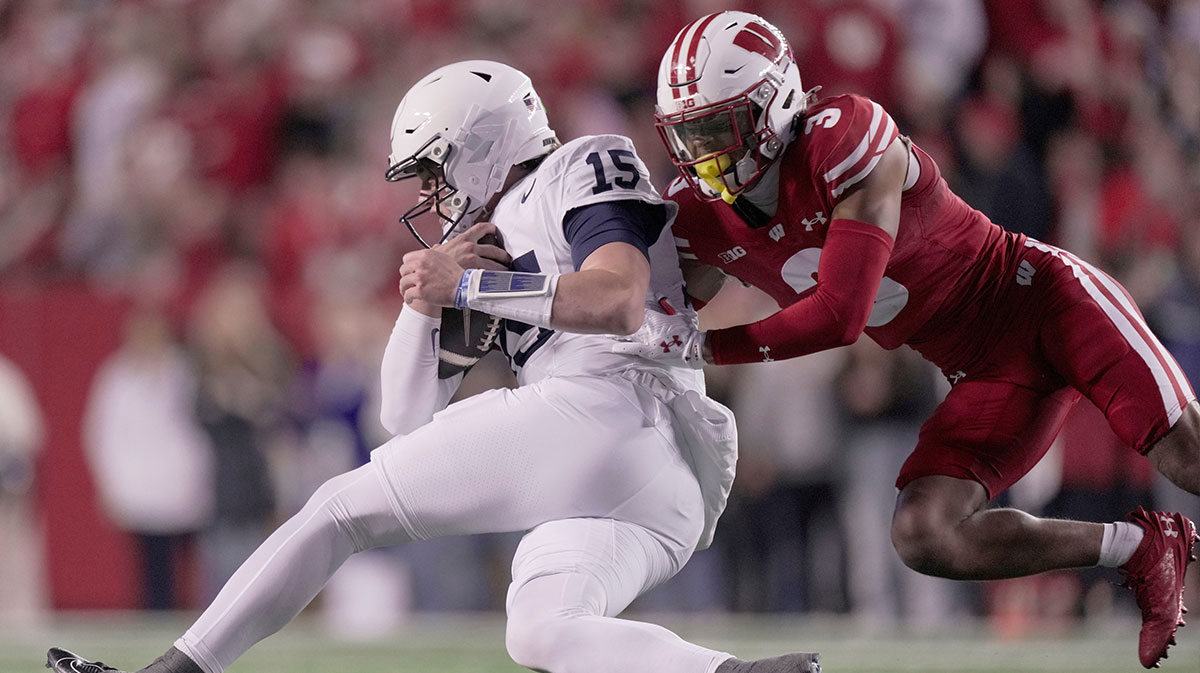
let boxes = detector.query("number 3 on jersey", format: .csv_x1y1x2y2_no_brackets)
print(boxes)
805,108,841,135
585,150,640,194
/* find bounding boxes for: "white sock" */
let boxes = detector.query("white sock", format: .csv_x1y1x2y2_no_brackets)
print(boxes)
1097,521,1145,567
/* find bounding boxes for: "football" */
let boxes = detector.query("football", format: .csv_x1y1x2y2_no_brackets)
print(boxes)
436,231,506,378
436,306,502,378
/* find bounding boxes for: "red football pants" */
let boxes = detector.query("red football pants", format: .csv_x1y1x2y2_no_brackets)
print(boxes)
898,240,1195,498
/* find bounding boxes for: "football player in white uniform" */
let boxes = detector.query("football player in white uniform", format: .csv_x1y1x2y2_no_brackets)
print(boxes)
47,61,820,673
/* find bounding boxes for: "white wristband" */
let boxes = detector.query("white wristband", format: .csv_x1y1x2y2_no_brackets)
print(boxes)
462,269,560,328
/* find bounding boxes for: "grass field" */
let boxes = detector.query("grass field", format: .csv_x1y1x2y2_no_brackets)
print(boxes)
8,613,1198,673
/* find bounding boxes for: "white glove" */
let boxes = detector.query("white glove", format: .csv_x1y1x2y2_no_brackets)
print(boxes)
612,308,708,368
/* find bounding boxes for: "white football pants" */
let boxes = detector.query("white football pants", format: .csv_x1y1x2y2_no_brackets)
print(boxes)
175,375,730,673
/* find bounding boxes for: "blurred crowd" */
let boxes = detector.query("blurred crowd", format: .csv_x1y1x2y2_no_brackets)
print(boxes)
1,0,1199,636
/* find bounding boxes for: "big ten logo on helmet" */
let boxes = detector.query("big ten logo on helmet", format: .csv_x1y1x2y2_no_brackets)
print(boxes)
680,98,698,109
718,246,747,264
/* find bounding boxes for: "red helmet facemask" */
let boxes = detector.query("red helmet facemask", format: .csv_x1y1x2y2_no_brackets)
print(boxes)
656,82,781,204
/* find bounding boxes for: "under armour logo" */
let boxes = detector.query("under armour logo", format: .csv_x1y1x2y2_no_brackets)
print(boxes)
769,223,785,241
1160,514,1180,538
759,346,774,362
1016,259,1036,286
801,211,827,232
659,336,683,353
948,370,967,385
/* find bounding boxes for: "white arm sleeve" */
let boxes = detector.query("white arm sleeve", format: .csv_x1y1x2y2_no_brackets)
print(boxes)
379,307,463,436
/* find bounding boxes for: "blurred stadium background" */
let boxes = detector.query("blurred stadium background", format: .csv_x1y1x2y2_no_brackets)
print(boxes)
0,0,1199,671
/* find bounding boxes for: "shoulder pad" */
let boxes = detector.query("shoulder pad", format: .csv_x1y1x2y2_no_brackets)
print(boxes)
551,134,668,213
801,94,899,200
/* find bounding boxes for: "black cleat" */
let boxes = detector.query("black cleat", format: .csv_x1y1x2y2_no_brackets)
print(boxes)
46,648,126,673
766,652,820,673
719,652,821,673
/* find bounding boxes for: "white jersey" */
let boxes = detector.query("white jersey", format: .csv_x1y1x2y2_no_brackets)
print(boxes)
488,134,695,388
379,135,736,551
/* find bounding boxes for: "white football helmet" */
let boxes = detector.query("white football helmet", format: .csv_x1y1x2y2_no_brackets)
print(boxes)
386,60,557,245
655,11,808,204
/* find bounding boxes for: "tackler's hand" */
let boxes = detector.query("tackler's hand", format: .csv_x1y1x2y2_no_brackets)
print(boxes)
399,248,466,307
612,306,709,368
435,221,511,271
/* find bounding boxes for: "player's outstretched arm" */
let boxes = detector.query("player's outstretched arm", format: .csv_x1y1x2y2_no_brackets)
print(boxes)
704,139,907,365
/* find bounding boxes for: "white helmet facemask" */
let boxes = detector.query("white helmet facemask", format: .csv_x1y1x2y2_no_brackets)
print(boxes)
386,61,557,247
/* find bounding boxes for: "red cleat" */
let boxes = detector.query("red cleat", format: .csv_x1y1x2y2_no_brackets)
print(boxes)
1119,507,1198,668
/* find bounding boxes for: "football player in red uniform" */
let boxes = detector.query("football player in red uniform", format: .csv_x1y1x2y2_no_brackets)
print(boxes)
620,10,1200,668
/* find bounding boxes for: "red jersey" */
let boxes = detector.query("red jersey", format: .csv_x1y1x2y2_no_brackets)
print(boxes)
668,96,1193,502
670,94,1026,373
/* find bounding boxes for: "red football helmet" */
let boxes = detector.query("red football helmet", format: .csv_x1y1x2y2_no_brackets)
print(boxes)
655,11,808,203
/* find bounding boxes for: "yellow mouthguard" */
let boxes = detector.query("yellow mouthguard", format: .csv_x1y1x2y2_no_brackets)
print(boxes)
694,153,738,204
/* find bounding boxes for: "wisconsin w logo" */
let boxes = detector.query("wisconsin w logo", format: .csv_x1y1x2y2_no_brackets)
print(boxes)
1016,260,1036,286
733,21,785,62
